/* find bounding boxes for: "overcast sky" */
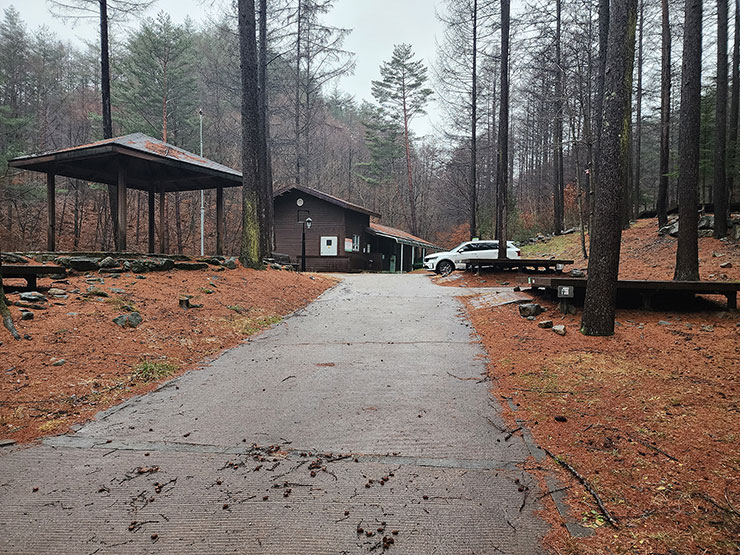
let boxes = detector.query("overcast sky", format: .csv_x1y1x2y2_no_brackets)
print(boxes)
7,0,447,136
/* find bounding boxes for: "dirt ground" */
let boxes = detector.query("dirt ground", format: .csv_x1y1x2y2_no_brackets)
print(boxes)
1,265,335,444
438,219,740,554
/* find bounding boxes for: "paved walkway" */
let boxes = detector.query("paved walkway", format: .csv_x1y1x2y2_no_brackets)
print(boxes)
0,274,547,554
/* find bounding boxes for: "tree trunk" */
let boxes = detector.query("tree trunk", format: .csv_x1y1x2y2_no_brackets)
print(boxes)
674,0,702,281
258,0,274,255
657,0,671,228
496,0,510,258
633,0,644,219
471,0,478,240
592,0,610,217
238,0,262,267
294,0,302,186
728,0,740,207
553,0,564,235
100,0,118,250
0,257,20,340
714,0,729,238
582,0,638,336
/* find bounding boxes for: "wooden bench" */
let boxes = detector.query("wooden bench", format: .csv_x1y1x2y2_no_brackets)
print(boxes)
462,258,575,273
527,276,740,310
0,264,67,292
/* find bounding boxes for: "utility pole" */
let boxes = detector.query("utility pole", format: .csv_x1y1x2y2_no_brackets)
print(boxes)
199,108,204,256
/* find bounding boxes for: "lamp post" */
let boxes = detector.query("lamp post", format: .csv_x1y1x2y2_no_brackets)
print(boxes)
301,217,312,272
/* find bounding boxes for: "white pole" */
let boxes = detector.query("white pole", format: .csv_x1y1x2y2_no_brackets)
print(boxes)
400,242,404,274
411,246,415,269
199,108,204,256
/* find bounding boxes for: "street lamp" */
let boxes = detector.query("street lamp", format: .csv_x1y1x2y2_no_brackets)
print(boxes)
301,216,312,272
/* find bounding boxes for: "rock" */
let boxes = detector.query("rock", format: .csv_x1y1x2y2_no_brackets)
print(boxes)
552,325,567,336
270,263,283,270
518,303,543,318
538,320,553,329
85,277,104,284
554,415,568,422
700,324,714,332
47,288,67,298
112,312,143,328
135,275,146,280
98,256,119,268
86,286,109,297
562,227,576,235
23,334,32,340
698,214,714,230
49,273,67,280
20,310,33,320
20,292,47,303
201,257,224,266
526,315,535,321
733,225,740,240
128,258,174,273
110,288,127,294
99,267,124,274
51,359,66,367
174,261,209,271
223,258,238,270
720,261,733,268
67,257,101,272
712,251,724,258
698,229,713,238
659,221,679,237
658,320,672,326
0,439,17,447
570,269,585,278
14,301,46,310
66,312,78,316
513,286,521,292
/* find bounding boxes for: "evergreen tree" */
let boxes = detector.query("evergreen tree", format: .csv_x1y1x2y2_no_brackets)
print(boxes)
371,44,432,234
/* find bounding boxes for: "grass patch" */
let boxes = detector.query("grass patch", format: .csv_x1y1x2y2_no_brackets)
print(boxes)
520,233,582,258
131,359,178,383
233,314,282,335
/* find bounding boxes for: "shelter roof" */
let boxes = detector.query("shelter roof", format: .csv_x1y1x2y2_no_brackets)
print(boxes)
368,222,439,250
8,133,242,193
273,184,381,218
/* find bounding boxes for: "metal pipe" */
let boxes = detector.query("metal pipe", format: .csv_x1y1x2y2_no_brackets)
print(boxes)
199,108,204,256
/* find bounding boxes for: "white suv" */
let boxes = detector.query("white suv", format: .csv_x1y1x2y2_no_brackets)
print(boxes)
424,240,521,275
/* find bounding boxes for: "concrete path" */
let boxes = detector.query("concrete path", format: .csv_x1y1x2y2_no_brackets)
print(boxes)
0,274,547,554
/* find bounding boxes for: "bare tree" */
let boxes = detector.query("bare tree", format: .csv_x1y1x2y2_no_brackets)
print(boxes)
582,0,638,336
496,0,510,257
714,0,729,238
656,0,671,229
674,0,702,281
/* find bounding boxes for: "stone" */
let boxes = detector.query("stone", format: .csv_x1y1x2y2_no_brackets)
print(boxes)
658,320,672,326
128,258,174,273
135,275,146,280
698,214,714,230
67,257,101,272
513,286,521,292
86,287,109,297
110,288,127,294
99,267,125,274
570,269,585,278
85,277,104,284
538,320,553,329
526,316,535,321
112,312,143,328
552,325,567,336
698,229,713,238
518,303,543,318
20,310,33,321
720,262,733,268
732,225,740,240
223,257,238,270
659,221,679,237
700,324,714,332
66,312,78,316
98,256,119,268
51,359,66,367
712,251,724,258
47,288,67,298
20,292,47,303
14,301,46,310
174,261,209,271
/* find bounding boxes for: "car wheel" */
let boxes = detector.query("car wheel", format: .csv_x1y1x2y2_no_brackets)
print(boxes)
437,260,454,276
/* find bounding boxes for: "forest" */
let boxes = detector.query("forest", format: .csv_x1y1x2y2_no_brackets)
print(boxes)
0,0,736,257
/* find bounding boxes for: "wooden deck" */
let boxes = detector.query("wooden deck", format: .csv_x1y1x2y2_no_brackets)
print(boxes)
462,258,575,273
0,264,67,291
527,276,740,309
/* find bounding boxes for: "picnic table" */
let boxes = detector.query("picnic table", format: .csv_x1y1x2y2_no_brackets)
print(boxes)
0,264,67,292
527,276,739,310
462,257,575,273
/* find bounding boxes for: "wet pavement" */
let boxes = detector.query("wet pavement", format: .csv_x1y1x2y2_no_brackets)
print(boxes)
0,274,547,554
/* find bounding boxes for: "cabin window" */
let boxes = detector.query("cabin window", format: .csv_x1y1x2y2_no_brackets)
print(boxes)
353,234,360,252
321,236,338,256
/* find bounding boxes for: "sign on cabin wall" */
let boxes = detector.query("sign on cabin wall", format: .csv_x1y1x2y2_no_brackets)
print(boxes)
321,236,338,256
345,238,354,252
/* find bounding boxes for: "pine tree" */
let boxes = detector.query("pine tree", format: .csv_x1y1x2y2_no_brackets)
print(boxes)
371,44,432,235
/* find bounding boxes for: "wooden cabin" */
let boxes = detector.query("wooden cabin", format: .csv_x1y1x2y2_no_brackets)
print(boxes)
273,185,437,272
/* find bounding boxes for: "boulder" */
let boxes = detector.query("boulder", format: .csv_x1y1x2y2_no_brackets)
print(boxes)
128,258,174,273
98,256,120,268
112,312,143,328
20,291,47,303
223,257,238,270
66,257,101,272
518,303,543,318
659,221,679,237
552,325,567,336
20,310,33,321
538,320,553,329
698,214,714,230
173,261,209,271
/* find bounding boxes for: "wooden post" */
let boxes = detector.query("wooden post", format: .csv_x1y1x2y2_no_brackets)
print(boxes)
216,187,224,255
116,162,127,251
148,190,155,254
159,189,167,254
46,173,55,252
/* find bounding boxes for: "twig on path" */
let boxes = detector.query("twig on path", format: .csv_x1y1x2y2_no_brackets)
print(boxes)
281,375,296,382
542,447,619,527
486,417,506,433
504,427,522,441
446,371,479,381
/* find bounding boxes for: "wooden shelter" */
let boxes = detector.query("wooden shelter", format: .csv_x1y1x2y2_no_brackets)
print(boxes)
8,133,242,254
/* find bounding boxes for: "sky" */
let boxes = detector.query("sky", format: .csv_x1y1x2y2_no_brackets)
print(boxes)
6,0,447,136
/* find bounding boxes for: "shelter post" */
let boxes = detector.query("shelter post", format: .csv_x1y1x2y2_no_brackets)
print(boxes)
148,190,155,253
159,190,167,254
216,186,224,255
411,246,415,269
400,242,404,274
116,162,127,251
46,173,55,252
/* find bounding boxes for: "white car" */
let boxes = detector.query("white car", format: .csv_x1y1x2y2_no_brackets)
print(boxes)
424,240,521,275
